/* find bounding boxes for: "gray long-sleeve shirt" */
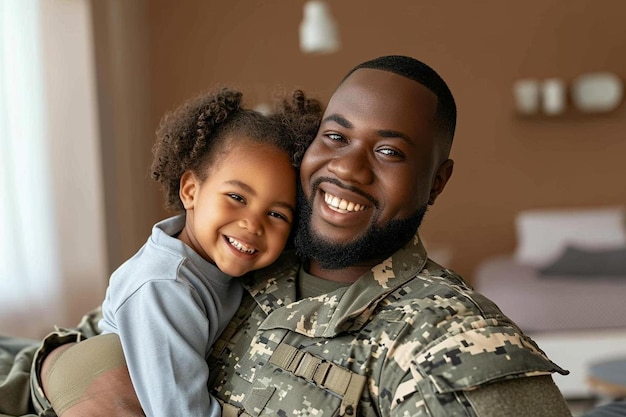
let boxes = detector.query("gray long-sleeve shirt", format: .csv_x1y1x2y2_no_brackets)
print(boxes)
100,215,243,417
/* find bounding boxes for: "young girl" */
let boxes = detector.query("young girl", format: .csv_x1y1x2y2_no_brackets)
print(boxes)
42,87,322,416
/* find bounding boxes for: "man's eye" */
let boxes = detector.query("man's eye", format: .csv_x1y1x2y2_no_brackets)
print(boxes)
377,147,403,158
268,211,289,222
227,193,245,203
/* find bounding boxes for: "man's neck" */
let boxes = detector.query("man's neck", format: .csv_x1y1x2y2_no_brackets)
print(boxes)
307,260,375,283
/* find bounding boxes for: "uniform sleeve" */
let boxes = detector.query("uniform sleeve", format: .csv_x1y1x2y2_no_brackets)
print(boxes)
384,325,570,416
31,307,104,414
463,375,572,416
384,361,571,416
113,279,221,417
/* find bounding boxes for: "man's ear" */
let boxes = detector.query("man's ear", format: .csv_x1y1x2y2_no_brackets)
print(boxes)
428,159,454,205
179,171,198,210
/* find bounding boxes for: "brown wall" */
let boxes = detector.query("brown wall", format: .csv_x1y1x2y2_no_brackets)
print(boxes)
130,0,626,282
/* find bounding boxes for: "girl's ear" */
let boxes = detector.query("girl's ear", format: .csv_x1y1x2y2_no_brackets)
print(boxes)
179,171,198,209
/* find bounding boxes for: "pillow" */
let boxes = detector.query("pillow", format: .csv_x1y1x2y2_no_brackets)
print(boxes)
514,207,626,266
539,246,626,277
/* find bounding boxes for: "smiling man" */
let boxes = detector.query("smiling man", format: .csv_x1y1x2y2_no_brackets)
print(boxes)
205,55,573,417
18,55,573,417
295,64,451,280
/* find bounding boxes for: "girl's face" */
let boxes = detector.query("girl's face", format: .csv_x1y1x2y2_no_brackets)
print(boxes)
178,138,296,277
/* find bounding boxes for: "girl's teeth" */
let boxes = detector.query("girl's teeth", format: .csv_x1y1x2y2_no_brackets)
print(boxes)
228,237,255,254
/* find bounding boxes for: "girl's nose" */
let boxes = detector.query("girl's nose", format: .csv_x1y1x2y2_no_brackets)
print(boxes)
239,216,263,236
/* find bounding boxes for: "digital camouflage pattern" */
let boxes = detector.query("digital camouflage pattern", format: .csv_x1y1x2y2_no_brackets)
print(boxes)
4,233,568,416
207,234,568,416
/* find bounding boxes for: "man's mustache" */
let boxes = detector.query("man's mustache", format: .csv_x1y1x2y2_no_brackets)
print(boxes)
309,176,379,210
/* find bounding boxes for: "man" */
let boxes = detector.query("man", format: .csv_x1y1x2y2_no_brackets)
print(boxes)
202,55,572,416
6,55,572,416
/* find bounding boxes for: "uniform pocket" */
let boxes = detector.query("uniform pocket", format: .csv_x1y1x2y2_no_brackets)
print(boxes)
241,364,342,417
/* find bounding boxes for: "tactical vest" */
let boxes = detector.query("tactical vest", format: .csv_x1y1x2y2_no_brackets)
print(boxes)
219,341,366,417
208,258,566,416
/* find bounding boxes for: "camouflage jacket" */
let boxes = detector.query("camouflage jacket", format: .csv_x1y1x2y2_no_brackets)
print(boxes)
207,234,568,417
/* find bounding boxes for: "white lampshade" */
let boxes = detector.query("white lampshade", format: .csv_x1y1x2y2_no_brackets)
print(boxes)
299,1,340,54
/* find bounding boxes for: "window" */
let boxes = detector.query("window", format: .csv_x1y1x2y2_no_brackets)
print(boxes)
0,0,107,338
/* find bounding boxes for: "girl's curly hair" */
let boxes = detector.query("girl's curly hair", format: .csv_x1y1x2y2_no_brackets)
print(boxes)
151,87,323,212
269,89,323,167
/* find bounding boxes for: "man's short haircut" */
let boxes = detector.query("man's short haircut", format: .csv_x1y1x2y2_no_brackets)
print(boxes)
342,55,457,150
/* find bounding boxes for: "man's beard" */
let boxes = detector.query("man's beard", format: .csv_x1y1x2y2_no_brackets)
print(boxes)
294,186,427,270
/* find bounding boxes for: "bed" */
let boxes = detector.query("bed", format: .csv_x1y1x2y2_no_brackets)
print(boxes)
474,206,626,398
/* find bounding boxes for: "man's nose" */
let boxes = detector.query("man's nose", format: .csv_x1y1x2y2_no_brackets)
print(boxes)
327,146,374,185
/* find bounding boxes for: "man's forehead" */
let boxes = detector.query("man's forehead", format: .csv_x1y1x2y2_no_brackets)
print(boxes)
327,68,437,115
324,68,438,132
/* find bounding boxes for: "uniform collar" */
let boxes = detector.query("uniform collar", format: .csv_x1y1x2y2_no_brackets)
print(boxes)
244,234,428,338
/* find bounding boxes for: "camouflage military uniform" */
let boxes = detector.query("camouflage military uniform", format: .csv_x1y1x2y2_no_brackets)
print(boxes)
207,234,568,416
8,233,568,416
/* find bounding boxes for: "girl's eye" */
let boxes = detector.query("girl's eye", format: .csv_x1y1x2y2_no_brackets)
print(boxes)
227,193,245,203
326,133,345,142
268,211,290,223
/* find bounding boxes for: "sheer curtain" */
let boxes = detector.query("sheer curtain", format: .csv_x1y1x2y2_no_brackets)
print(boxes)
0,0,61,336
0,0,108,338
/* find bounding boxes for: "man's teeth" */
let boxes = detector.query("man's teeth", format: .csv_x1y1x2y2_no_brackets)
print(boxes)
324,192,366,213
228,237,256,254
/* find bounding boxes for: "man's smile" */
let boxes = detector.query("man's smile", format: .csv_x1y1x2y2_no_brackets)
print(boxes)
324,191,367,213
